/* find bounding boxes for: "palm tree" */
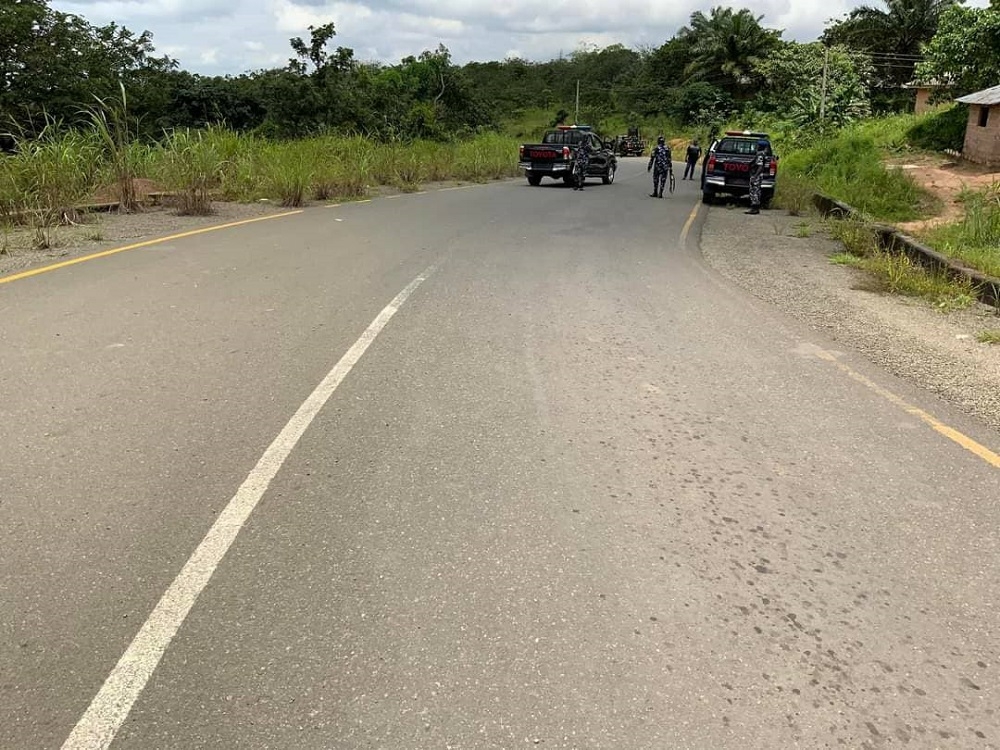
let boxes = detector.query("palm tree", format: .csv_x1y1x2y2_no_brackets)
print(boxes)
680,8,783,101
822,0,957,86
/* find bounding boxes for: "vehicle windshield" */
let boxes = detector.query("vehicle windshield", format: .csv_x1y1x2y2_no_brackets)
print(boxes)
716,138,771,156
542,130,590,145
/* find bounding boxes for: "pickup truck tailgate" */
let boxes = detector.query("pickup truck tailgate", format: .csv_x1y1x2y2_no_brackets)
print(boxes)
708,154,753,186
521,144,567,163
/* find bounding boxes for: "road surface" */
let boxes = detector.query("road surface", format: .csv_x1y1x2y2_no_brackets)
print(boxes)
2,159,999,749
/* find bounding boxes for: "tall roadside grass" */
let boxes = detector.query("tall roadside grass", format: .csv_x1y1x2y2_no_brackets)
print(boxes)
1,122,522,224
0,124,101,224
155,128,232,214
85,84,145,212
779,130,929,223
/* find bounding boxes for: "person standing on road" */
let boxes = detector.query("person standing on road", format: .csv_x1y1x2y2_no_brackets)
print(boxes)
647,136,672,198
746,139,769,215
683,139,701,180
573,136,591,191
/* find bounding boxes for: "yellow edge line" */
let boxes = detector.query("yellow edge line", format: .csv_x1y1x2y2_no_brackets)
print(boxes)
813,348,1000,469
680,202,701,244
331,185,477,206
0,210,304,287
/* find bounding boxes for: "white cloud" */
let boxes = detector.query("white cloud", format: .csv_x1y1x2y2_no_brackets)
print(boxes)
48,0,995,76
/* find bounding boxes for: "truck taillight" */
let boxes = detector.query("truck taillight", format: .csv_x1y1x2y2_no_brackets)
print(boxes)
706,155,716,172
563,146,571,160
769,158,777,177
519,145,524,158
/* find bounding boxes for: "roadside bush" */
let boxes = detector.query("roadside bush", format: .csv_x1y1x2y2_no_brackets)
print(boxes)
906,105,968,153
780,131,925,223
154,129,229,215
0,126,100,223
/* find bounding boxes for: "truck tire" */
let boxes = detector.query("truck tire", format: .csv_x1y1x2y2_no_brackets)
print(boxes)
527,173,542,186
702,189,715,205
602,164,616,184
761,189,774,209
563,175,575,186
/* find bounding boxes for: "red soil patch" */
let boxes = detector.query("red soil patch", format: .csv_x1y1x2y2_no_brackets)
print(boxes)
888,155,1000,233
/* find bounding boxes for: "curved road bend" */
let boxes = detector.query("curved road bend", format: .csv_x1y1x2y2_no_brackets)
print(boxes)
1,158,999,749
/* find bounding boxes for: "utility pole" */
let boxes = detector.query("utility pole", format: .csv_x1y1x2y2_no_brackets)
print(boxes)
820,46,830,123
575,79,580,124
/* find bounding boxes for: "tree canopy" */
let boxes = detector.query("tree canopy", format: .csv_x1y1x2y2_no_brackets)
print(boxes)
916,4,1000,94
0,0,983,142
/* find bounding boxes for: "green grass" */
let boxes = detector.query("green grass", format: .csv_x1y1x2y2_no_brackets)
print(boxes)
920,189,1000,279
0,124,101,223
767,108,976,225
830,251,863,266
860,251,975,310
779,129,928,223
977,330,1000,344
827,216,975,310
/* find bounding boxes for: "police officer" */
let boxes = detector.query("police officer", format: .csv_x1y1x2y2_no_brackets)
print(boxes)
683,139,701,180
647,136,672,198
746,139,768,215
573,136,591,191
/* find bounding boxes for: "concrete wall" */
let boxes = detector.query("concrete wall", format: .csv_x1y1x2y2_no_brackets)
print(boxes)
963,104,1000,167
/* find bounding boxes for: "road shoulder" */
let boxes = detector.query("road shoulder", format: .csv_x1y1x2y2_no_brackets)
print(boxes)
700,204,1000,432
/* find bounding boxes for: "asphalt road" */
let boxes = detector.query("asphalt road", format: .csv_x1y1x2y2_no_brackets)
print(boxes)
2,158,999,750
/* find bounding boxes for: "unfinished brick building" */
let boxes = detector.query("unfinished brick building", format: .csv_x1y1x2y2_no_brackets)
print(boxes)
957,85,1000,167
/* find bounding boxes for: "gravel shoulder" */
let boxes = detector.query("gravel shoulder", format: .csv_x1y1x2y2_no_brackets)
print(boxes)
700,203,1000,433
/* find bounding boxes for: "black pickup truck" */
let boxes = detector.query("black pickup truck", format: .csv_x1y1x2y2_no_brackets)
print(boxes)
518,126,618,186
700,131,778,207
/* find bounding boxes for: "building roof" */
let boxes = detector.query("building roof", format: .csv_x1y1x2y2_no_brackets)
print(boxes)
957,84,1000,106
904,78,950,89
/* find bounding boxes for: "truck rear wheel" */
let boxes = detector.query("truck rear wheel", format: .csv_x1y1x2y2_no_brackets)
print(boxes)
761,189,774,209
701,189,715,205
527,173,542,186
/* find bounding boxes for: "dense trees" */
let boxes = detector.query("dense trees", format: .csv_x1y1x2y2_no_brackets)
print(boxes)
0,0,175,129
822,0,958,109
2,0,995,143
916,3,1000,94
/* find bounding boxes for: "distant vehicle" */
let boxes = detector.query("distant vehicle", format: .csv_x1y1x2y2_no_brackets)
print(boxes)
518,125,618,186
613,128,646,157
700,131,778,207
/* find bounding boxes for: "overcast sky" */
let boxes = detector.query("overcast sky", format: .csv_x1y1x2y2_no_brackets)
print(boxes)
50,0,993,76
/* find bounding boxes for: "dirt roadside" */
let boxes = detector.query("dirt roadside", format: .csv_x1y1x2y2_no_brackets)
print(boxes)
889,155,1000,233
700,203,1000,433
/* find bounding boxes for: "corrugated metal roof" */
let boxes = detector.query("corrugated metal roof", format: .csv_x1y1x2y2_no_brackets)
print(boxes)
957,84,1000,105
